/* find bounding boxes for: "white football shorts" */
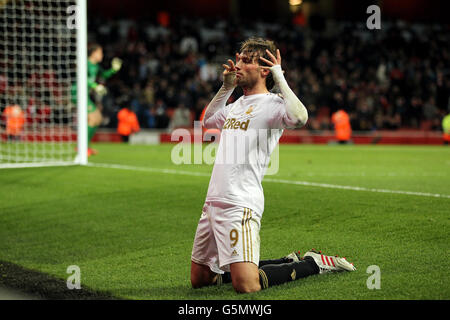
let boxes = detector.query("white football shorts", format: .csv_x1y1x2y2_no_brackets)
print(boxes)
191,201,261,274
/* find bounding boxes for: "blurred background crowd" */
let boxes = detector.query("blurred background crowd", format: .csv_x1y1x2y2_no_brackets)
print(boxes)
1,0,449,134
91,13,450,132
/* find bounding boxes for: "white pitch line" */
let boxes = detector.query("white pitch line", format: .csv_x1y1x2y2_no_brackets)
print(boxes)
88,162,450,199
263,178,450,199
0,162,77,169
88,162,210,177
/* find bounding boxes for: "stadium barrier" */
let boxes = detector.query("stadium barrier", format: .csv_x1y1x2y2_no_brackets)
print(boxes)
91,128,445,145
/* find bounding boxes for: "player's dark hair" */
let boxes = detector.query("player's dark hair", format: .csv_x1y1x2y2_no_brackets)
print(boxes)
240,37,277,90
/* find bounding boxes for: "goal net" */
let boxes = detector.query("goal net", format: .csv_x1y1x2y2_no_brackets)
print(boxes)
0,0,87,168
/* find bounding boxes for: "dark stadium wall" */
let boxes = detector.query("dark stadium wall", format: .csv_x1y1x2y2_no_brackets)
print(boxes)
333,0,448,22
381,0,449,22
88,0,289,22
88,0,231,19
88,0,448,24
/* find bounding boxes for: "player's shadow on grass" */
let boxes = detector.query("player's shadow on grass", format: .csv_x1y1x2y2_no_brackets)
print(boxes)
0,260,118,300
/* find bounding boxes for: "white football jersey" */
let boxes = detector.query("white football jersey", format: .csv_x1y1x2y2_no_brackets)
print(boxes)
203,92,298,216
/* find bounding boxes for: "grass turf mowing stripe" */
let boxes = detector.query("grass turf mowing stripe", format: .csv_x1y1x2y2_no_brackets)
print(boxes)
88,162,450,199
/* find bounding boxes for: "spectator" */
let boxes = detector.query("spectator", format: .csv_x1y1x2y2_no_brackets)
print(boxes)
169,103,192,130
154,98,170,128
145,106,157,129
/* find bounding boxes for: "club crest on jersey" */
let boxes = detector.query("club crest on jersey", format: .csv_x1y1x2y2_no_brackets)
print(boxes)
223,118,250,131
245,105,254,115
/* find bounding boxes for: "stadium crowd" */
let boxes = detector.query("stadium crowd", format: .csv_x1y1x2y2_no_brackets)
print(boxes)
3,15,448,133
89,16,449,132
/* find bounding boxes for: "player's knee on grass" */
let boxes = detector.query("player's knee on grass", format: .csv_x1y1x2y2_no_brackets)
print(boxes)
230,262,261,293
190,261,216,289
231,273,261,293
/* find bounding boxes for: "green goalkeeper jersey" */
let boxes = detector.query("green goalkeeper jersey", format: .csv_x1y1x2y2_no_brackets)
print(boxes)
87,60,116,89
71,60,117,111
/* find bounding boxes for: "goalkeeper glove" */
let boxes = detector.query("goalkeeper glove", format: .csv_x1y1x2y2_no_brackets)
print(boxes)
93,84,107,97
111,57,123,72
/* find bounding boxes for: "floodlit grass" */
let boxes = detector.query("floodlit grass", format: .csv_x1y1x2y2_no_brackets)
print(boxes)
0,143,449,299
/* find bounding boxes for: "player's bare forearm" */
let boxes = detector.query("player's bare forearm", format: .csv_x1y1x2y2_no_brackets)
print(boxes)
260,50,308,127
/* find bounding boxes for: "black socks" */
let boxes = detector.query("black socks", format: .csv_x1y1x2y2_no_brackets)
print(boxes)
216,256,320,288
216,272,232,285
258,256,319,289
258,257,294,267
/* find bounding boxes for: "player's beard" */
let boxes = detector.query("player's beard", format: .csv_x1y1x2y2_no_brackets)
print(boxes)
236,74,257,90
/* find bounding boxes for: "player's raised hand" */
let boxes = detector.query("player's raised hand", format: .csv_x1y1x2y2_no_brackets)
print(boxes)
259,49,281,68
260,49,285,84
222,53,238,89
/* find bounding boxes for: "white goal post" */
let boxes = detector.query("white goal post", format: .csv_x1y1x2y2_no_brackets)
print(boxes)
0,0,87,168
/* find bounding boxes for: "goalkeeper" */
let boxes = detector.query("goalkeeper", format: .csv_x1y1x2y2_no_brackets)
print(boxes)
71,43,122,155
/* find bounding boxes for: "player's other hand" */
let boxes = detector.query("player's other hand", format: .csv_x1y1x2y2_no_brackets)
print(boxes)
111,57,123,72
259,49,284,82
222,53,238,90
259,49,281,68
94,84,107,97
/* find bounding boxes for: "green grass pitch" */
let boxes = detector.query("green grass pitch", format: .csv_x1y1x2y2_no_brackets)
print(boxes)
0,143,449,300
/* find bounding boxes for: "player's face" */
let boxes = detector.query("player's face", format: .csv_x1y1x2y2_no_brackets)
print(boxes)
235,51,263,89
91,48,103,64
